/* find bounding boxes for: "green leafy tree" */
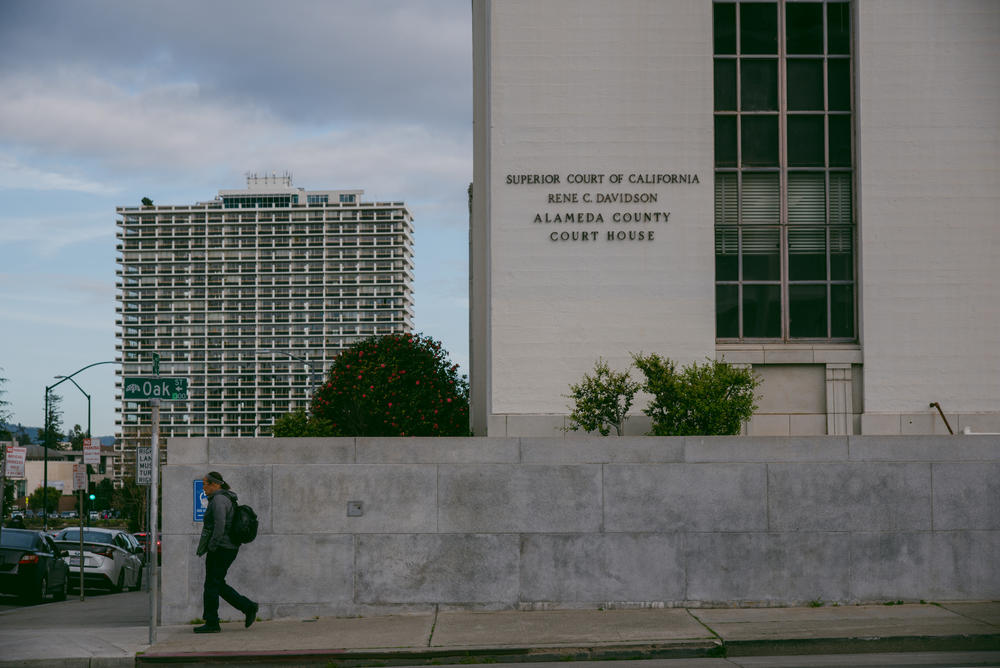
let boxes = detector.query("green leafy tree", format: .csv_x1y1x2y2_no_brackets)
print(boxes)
632,354,760,436
113,478,147,533
272,408,332,437
0,368,11,427
68,424,88,450
2,480,14,515
141,197,153,206
304,333,469,437
565,358,641,436
39,392,64,449
92,478,114,511
28,486,62,514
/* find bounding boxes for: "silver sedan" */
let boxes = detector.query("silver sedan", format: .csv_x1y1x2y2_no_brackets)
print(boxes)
54,527,144,592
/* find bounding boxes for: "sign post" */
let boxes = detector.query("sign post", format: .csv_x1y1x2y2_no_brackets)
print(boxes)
149,399,159,643
122,372,186,644
73,462,87,599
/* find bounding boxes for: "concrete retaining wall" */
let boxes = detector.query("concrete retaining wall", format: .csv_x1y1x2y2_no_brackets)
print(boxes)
161,436,1000,623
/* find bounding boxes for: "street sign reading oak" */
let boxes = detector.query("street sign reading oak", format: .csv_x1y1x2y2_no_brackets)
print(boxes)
123,377,189,401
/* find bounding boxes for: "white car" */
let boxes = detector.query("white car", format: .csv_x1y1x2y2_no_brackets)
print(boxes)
54,527,144,592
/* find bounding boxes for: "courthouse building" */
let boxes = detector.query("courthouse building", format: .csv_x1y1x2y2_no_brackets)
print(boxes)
471,0,1000,436
114,176,413,477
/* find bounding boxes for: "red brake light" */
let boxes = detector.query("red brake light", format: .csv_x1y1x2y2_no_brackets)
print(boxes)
18,554,39,565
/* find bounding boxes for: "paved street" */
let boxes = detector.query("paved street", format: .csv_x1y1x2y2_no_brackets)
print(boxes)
0,588,147,627
393,656,1000,668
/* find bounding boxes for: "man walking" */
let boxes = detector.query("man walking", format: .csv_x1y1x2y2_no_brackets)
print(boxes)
194,471,258,633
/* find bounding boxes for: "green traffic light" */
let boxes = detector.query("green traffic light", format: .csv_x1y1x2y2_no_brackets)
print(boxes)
89,494,96,500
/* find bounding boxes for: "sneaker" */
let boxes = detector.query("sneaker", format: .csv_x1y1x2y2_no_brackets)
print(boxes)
244,602,259,628
193,623,221,634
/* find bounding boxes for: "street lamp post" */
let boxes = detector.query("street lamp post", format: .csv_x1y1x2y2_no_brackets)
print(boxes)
43,361,119,531
55,374,91,602
55,375,91,446
257,348,321,405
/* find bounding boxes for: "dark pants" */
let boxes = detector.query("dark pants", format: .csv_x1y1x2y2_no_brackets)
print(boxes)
203,548,254,625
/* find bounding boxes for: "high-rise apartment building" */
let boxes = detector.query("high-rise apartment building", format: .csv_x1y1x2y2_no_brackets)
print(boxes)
114,175,414,477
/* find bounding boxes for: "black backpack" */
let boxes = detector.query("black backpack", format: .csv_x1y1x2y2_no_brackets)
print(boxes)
229,501,259,545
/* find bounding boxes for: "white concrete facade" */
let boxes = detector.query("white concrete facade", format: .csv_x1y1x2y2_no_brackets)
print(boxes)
472,0,1000,437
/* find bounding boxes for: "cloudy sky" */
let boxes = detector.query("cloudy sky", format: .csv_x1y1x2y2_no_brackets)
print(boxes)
0,0,472,437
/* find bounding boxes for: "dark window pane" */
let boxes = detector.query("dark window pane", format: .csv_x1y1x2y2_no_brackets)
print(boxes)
743,285,781,338
831,284,854,337
741,3,777,54
741,59,778,111
715,116,737,167
716,285,739,338
830,227,853,279
828,59,851,110
741,115,779,166
787,59,824,111
715,228,738,281
786,3,823,54
789,285,828,337
715,59,737,111
828,3,851,55
789,228,827,280
829,115,851,166
787,115,825,166
714,2,737,54
741,228,780,281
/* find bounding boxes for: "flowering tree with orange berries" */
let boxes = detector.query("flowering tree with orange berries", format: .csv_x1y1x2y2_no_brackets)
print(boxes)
283,333,469,437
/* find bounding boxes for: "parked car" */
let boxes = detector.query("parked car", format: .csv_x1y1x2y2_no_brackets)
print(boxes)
59,510,78,519
53,527,143,592
132,532,161,564
0,528,70,603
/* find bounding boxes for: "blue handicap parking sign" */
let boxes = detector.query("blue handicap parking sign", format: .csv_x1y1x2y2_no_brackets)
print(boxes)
193,479,208,522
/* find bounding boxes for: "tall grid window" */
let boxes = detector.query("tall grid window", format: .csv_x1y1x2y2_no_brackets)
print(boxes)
714,0,855,340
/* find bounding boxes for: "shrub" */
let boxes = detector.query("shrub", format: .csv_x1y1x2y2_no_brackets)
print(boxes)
307,333,470,437
271,408,332,437
565,358,640,436
632,354,760,436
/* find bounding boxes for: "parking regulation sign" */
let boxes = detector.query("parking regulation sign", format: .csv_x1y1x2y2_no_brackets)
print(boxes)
73,463,87,491
193,479,208,522
4,445,26,478
83,438,100,466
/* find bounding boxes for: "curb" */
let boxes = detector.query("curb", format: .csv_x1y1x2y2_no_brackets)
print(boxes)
724,633,1000,657
136,641,724,666
133,633,1000,666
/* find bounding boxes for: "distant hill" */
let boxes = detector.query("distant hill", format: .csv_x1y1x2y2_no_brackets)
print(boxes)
0,423,115,446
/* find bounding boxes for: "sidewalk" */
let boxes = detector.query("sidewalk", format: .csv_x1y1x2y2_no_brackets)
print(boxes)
2,599,998,667
139,601,1000,666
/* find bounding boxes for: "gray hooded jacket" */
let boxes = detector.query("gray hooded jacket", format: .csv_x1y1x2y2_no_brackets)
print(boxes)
196,488,238,555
